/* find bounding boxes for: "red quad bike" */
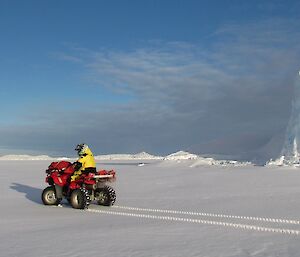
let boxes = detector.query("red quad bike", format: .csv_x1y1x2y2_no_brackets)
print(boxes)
41,161,116,209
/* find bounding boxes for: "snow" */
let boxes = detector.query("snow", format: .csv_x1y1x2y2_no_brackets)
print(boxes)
266,140,300,167
2,160,300,257
0,154,55,160
0,152,163,162
0,151,252,167
0,154,73,161
266,155,286,166
190,157,251,167
163,150,198,160
94,151,163,160
266,142,300,168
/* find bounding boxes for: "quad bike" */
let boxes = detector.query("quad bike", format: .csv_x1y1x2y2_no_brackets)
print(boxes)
41,161,116,209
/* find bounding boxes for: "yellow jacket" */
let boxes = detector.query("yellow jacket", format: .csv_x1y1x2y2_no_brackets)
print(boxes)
77,147,96,171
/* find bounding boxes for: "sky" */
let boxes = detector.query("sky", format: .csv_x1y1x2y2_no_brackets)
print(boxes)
1,0,300,159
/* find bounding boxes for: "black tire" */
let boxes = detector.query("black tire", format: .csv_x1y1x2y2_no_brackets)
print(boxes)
42,186,60,205
70,188,90,209
97,186,116,206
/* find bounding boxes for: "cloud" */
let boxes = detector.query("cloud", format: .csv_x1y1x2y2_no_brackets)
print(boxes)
4,18,300,160
73,20,298,150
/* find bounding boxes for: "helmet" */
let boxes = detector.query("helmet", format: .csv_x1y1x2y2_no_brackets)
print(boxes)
75,143,88,156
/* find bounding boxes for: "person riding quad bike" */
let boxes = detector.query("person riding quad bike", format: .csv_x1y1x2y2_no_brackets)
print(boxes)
41,144,116,209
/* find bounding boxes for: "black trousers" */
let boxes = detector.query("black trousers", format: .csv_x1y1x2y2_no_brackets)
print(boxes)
55,184,63,200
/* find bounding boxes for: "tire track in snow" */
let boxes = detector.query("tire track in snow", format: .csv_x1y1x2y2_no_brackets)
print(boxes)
113,205,300,225
86,208,300,236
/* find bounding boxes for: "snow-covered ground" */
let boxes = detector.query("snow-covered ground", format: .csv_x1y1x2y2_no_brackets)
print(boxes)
1,160,300,257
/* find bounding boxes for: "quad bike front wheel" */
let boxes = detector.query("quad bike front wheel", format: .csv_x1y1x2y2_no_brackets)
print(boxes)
42,186,60,205
70,188,90,209
96,186,116,206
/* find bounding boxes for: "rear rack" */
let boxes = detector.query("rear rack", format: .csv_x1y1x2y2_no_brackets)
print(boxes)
93,174,114,179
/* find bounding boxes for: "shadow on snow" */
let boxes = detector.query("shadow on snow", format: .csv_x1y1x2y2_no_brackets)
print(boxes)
10,183,43,204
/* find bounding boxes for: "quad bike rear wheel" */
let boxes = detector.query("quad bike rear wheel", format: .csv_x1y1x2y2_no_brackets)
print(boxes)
42,186,60,205
70,188,90,209
96,186,116,206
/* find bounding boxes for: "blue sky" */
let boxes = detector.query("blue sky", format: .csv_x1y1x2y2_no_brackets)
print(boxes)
1,0,300,159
